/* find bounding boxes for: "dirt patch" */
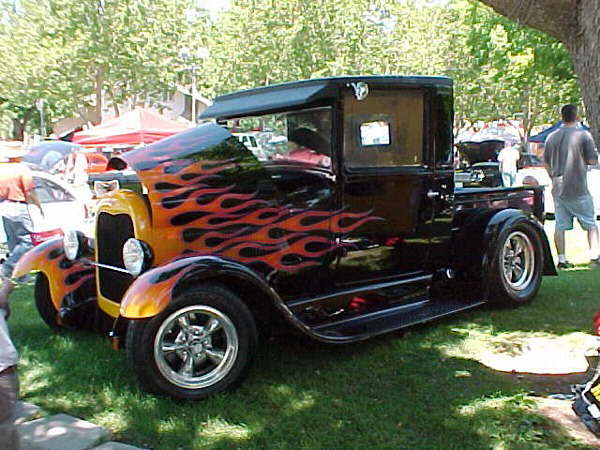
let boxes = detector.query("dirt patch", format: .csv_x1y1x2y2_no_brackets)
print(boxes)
496,370,592,396
475,333,599,375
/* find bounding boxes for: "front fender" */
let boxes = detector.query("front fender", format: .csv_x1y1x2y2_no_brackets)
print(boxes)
12,238,95,310
119,256,280,319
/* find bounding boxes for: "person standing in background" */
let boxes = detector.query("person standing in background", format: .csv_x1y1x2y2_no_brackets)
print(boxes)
544,104,600,269
497,144,521,187
0,155,44,304
64,148,92,204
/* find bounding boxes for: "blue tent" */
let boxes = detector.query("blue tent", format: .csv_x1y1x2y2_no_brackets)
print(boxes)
528,121,590,143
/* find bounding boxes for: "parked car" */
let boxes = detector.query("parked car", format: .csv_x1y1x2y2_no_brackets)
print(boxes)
0,171,90,260
14,76,556,400
85,152,110,174
515,159,600,217
24,141,108,174
455,140,504,188
455,162,503,188
518,152,544,169
233,132,268,160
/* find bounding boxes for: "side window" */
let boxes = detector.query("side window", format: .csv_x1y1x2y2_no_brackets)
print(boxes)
33,177,54,203
344,90,424,168
434,89,454,169
43,179,75,202
228,107,333,169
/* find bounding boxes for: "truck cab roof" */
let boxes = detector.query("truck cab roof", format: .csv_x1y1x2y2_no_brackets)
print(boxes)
200,75,452,121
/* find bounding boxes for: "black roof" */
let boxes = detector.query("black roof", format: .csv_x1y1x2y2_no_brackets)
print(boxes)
200,75,452,120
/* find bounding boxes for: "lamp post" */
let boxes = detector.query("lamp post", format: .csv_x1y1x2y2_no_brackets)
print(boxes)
36,98,45,138
179,47,210,125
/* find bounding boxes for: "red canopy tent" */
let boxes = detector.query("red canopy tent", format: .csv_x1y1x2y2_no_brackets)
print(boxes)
72,108,191,146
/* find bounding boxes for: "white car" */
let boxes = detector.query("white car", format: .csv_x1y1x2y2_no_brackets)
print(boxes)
233,132,273,160
0,171,91,259
587,165,600,216
515,162,600,216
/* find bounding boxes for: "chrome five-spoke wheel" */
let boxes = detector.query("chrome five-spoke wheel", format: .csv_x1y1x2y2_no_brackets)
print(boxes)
491,223,543,306
154,305,239,389
501,230,535,291
126,284,258,400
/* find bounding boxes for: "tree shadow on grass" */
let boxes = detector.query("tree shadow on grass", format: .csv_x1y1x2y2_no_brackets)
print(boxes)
9,285,591,450
420,268,600,339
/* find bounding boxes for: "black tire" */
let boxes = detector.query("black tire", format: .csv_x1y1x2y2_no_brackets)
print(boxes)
126,283,258,400
489,222,543,306
34,272,61,330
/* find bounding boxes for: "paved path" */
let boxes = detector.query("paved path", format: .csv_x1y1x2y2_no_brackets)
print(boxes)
11,402,143,450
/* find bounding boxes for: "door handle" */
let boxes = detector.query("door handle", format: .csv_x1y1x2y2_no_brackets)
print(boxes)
427,190,440,199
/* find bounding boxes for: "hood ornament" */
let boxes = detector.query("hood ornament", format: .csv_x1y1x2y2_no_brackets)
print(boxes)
348,82,369,101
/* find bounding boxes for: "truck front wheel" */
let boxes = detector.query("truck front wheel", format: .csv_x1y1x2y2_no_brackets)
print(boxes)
34,272,61,330
490,223,543,306
126,283,258,400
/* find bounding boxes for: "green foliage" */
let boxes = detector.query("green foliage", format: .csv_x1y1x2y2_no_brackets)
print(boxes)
0,0,583,139
199,0,580,137
0,0,207,137
200,0,465,97
453,1,580,134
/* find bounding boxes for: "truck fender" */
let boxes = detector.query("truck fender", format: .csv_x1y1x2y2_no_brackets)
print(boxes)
482,209,556,275
119,255,283,319
12,238,95,310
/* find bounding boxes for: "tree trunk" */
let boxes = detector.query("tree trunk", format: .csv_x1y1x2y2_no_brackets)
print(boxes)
479,0,600,145
11,118,24,141
567,2,600,145
11,107,34,141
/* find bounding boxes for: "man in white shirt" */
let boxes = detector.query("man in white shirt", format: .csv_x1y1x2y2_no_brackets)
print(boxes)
0,304,20,449
497,144,521,187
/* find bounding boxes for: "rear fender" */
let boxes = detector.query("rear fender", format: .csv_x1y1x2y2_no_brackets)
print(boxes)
450,208,555,300
481,209,556,278
119,256,281,319
12,238,95,310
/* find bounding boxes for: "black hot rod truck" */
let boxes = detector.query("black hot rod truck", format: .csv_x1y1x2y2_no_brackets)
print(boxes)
14,76,556,400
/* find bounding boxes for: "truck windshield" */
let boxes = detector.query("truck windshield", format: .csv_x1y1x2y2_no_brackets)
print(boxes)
227,107,332,169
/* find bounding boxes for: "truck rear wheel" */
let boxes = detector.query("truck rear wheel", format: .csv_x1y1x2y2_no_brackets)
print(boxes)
126,283,258,400
490,222,543,306
34,272,61,330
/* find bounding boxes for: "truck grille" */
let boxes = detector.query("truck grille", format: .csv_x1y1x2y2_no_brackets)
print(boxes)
96,212,134,303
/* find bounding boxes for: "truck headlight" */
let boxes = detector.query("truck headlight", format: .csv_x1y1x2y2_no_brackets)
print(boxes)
123,238,152,276
63,230,89,261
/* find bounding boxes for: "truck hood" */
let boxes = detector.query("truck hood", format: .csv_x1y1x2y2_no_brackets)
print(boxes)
457,139,504,164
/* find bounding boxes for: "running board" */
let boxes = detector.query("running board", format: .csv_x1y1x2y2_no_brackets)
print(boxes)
312,299,486,340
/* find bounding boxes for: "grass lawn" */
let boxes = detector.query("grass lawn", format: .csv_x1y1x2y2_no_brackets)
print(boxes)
7,223,600,449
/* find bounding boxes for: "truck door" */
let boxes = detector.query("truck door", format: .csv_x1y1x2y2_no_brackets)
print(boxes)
427,86,455,270
335,87,435,287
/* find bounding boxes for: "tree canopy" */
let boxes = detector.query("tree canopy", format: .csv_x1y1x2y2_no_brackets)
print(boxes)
0,0,206,138
479,0,600,143
0,0,583,140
